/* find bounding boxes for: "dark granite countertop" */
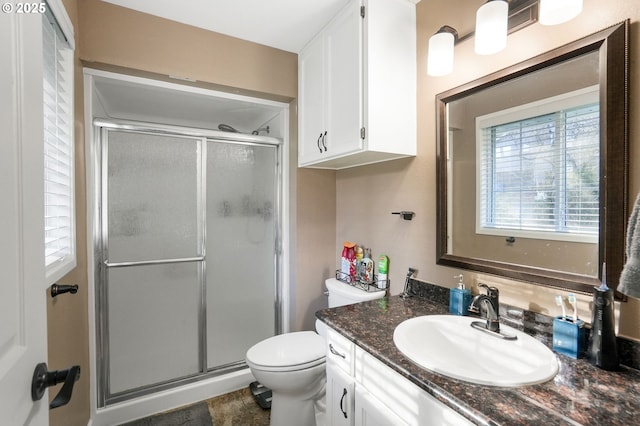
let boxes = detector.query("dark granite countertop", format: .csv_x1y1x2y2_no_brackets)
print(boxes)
316,295,640,426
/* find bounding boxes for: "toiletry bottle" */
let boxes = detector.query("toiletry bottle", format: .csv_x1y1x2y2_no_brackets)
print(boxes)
348,244,357,282
587,265,619,370
377,255,389,289
341,241,355,281
355,245,364,280
449,274,472,316
360,248,374,285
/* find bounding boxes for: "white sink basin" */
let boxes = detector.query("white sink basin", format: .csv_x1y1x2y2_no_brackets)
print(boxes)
393,315,558,387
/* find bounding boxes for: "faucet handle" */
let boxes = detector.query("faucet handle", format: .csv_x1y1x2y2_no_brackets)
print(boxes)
479,283,499,297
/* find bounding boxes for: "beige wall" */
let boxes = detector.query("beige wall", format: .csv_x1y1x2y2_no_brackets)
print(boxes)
335,0,640,341
295,168,337,331
77,0,296,101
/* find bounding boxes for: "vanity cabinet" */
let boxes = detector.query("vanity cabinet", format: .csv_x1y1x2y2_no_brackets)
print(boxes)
354,387,408,426
355,347,473,426
298,0,418,169
325,326,473,426
325,328,356,425
326,363,355,426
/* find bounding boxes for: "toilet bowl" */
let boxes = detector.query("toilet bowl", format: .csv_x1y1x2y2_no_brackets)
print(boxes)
246,278,386,426
246,331,326,426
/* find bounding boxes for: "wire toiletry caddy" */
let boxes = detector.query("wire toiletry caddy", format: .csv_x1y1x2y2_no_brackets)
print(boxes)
335,270,389,292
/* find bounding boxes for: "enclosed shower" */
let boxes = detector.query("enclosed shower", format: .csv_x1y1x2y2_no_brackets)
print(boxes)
95,122,281,405
85,69,289,421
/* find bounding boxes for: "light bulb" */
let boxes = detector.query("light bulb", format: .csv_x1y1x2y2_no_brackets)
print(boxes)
475,0,508,56
427,28,456,77
539,0,583,26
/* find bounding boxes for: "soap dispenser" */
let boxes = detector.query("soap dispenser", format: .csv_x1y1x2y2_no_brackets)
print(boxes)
449,274,472,316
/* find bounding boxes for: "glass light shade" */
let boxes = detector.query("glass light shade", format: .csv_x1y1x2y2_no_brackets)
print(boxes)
474,0,508,55
539,0,583,26
427,30,455,77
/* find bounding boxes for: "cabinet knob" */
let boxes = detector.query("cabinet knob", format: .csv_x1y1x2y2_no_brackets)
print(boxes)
317,133,323,153
321,131,327,151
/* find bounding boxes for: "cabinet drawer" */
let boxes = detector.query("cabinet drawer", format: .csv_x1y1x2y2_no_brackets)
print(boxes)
326,327,355,375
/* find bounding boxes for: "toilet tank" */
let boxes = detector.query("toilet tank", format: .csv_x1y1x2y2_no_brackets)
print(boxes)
325,278,386,308
316,278,387,337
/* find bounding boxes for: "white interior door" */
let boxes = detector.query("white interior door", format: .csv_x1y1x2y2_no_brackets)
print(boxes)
0,9,49,426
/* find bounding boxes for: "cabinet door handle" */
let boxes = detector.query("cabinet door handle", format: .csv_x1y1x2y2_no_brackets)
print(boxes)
317,133,323,153
321,131,327,151
340,387,348,419
329,343,346,359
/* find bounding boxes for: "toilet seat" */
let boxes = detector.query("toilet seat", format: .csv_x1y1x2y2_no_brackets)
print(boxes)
246,331,325,372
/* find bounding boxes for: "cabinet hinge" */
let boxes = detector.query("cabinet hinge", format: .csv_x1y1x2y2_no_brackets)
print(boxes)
360,127,366,139
360,5,365,18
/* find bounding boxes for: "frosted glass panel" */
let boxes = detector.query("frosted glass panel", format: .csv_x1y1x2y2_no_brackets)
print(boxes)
108,262,201,394
206,141,277,368
106,130,201,263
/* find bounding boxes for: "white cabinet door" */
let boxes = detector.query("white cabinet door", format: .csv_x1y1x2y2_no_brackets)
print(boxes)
0,9,49,426
324,0,362,158
326,363,355,426
355,387,408,426
298,33,326,164
298,0,362,166
298,0,417,169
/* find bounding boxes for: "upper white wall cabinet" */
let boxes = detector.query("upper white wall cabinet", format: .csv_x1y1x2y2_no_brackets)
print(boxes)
298,0,419,169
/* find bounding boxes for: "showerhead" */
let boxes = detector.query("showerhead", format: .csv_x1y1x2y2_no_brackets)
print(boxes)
218,124,239,133
251,126,270,135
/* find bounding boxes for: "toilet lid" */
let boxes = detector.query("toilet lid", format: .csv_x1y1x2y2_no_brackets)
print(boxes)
246,331,325,368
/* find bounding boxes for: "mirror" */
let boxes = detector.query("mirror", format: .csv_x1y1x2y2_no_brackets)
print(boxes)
436,21,629,295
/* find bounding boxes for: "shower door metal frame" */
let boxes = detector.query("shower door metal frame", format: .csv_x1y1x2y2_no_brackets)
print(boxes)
93,118,283,407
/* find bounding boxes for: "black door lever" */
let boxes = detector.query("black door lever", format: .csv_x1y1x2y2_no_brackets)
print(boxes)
31,363,81,409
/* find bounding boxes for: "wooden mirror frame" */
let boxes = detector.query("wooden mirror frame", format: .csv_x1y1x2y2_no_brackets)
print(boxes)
436,21,629,296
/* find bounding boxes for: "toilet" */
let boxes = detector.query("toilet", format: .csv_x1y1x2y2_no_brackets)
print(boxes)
246,278,386,426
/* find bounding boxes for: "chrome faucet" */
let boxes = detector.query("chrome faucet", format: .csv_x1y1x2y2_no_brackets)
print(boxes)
468,284,500,333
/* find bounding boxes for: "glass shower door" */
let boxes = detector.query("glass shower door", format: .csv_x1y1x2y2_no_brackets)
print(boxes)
101,129,204,401
205,140,278,369
97,125,281,406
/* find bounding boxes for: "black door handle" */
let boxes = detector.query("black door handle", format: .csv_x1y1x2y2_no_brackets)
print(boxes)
31,363,81,409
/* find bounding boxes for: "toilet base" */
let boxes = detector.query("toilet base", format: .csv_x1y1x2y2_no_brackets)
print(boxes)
270,392,318,426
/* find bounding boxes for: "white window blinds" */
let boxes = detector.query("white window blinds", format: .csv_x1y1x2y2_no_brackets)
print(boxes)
477,88,599,242
43,2,75,283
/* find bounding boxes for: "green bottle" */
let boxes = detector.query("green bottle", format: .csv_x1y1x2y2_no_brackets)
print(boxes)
377,255,389,289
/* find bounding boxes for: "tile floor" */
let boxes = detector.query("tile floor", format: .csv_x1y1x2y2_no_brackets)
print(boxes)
207,387,270,426
125,387,270,426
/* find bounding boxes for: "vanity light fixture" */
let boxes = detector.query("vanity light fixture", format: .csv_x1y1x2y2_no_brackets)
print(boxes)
427,26,458,77
475,0,509,55
539,0,583,26
426,0,584,77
